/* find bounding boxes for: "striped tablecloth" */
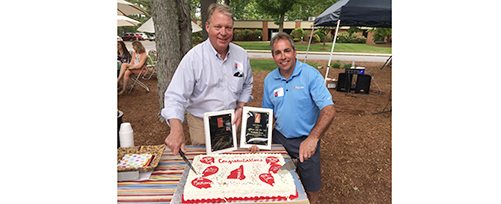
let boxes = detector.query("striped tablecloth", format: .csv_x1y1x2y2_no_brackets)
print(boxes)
118,144,308,203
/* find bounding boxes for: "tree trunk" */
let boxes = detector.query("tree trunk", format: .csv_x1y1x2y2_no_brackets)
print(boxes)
278,13,285,33
177,0,192,56
201,0,217,40
152,0,182,118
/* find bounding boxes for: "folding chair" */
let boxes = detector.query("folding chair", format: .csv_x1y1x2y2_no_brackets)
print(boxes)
128,62,150,93
142,50,157,80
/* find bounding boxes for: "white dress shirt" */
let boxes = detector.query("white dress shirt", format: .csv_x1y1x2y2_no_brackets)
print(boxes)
161,39,253,122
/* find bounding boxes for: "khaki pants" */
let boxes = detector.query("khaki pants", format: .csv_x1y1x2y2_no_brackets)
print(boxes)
186,113,205,145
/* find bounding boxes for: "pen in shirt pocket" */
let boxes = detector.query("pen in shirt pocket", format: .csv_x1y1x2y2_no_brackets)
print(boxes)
233,71,243,77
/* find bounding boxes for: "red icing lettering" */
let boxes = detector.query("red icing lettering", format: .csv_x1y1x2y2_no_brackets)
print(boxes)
259,173,275,186
200,156,214,165
269,163,281,174
191,177,212,189
266,156,279,164
202,166,219,177
227,165,246,180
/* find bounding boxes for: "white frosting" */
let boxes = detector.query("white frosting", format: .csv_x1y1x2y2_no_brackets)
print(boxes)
183,154,296,201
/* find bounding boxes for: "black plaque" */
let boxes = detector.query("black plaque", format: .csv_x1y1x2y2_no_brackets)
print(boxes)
203,110,237,154
240,107,273,150
244,111,270,145
208,114,234,152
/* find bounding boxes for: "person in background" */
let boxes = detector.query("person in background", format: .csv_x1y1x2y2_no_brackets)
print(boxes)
117,41,147,95
161,3,253,155
262,32,335,204
117,41,131,64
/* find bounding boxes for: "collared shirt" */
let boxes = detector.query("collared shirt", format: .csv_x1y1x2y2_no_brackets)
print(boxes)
262,60,333,138
161,39,253,122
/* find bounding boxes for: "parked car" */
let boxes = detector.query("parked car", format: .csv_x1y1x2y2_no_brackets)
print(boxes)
134,32,149,41
147,34,155,41
122,33,137,41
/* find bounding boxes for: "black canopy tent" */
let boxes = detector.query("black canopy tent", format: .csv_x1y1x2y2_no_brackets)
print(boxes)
314,0,391,28
304,0,391,83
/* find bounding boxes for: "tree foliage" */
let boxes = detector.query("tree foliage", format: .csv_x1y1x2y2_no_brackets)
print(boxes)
287,0,339,20
255,0,296,32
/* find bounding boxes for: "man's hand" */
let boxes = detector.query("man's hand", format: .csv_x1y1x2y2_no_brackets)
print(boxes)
232,107,243,128
249,145,259,153
299,137,319,163
164,119,185,155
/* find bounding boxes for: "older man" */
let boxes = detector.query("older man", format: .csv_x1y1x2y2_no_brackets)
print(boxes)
262,32,335,204
161,3,253,155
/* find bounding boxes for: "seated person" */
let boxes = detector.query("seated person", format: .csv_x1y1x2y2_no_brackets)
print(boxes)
117,41,147,95
117,41,131,64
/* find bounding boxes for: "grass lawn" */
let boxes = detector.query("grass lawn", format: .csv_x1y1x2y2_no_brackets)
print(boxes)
250,59,321,72
235,41,391,54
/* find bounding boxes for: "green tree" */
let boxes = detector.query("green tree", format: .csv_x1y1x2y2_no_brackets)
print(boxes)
256,0,297,32
287,0,338,20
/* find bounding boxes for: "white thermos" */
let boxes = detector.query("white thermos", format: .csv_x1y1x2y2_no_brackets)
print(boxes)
119,122,135,147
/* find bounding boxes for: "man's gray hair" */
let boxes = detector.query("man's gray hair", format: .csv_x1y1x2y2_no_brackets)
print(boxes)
270,32,296,54
207,3,234,24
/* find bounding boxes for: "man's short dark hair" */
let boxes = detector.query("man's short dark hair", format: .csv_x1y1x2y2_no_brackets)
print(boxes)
269,32,296,55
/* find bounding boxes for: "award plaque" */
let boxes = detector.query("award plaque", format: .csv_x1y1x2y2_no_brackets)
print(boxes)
203,109,237,154
240,107,273,150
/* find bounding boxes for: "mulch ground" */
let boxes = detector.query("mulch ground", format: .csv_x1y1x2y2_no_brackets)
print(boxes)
118,60,392,203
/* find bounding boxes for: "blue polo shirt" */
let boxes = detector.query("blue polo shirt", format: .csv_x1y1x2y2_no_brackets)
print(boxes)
262,60,334,138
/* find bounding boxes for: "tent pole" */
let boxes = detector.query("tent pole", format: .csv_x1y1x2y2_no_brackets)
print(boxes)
304,25,315,63
324,19,341,84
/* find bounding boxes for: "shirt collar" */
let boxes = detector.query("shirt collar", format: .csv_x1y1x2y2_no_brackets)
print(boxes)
272,59,303,81
206,39,231,61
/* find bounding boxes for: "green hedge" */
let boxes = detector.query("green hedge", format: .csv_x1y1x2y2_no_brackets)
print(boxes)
336,32,366,43
233,29,262,41
290,28,305,42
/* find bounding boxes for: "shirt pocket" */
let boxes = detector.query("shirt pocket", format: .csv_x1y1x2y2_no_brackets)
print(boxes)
227,75,244,96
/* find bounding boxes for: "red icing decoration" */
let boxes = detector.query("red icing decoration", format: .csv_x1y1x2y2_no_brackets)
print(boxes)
227,165,246,180
191,177,212,189
266,156,279,164
200,156,214,164
259,173,275,186
202,166,219,177
182,191,299,203
269,163,281,174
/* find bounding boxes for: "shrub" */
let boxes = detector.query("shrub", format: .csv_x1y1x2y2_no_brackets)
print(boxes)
312,34,321,43
234,29,262,41
290,28,305,42
373,28,391,43
336,32,366,43
192,32,203,45
332,61,341,69
343,63,352,69
304,31,321,43
314,30,326,42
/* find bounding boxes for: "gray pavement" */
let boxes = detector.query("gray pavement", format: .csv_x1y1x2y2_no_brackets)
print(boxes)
124,40,391,63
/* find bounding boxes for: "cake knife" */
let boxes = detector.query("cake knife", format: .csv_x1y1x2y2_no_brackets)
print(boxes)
280,158,298,171
179,150,198,175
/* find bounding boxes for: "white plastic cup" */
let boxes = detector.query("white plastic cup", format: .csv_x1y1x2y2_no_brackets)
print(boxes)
119,122,135,147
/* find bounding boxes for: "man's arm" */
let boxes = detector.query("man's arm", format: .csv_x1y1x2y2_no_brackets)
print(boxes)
299,105,335,162
164,119,185,155
232,101,246,127
161,56,194,155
